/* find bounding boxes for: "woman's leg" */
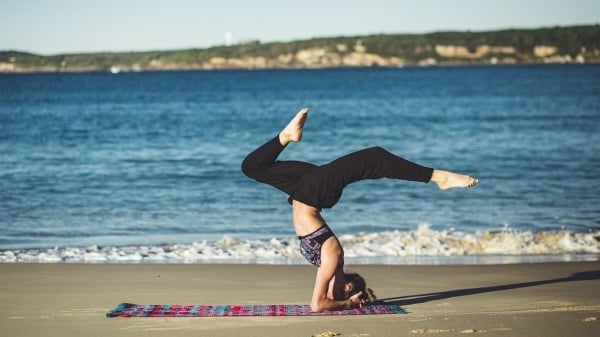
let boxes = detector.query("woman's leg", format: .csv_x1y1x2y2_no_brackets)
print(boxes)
241,108,316,195
327,146,434,185
316,146,477,190
292,146,477,209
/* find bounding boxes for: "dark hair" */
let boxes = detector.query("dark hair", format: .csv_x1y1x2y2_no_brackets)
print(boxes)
345,273,377,303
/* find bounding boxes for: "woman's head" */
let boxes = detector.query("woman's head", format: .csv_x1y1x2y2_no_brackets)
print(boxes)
344,273,377,303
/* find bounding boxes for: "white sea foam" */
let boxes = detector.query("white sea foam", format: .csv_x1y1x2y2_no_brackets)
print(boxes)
1,224,598,264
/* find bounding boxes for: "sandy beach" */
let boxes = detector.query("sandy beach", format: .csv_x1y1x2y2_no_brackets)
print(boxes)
1,261,599,337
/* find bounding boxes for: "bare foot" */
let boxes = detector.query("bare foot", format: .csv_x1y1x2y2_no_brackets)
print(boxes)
279,108,308,146
430,169,478,190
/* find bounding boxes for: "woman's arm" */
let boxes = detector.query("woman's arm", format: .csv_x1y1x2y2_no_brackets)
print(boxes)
310,265,363,311
309,239,363,312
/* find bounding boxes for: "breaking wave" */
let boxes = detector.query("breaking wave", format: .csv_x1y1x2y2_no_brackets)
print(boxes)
1,224,598,264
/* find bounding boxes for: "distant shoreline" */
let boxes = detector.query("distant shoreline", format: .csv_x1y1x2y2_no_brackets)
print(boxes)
1,62,599,76
2,25,599,73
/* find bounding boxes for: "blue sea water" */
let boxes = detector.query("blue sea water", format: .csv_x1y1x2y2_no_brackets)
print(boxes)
0,65,599,262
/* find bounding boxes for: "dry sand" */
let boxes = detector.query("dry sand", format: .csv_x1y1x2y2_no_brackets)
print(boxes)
1,261,599,337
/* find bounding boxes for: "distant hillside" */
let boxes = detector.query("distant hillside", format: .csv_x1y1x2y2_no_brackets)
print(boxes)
1,25,599,73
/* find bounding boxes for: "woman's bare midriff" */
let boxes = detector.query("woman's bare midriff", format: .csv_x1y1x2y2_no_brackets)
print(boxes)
292,200,326,237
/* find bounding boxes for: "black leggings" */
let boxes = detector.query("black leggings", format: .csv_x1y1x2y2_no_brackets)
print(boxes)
241,136,434,209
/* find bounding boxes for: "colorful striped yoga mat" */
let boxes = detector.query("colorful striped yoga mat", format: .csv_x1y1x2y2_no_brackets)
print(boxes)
106,303,405,317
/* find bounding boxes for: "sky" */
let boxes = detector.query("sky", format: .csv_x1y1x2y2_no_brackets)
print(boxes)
1,0,599,55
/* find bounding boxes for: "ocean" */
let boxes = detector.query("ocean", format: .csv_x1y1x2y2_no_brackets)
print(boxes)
1,65,599,264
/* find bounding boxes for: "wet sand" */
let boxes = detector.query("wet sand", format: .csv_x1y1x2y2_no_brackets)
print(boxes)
1,262,599,337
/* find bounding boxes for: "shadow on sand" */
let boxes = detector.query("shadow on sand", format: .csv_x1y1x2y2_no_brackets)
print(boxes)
380,270,600,306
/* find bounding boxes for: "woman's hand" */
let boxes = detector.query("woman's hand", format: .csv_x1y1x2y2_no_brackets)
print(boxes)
347,291,365,309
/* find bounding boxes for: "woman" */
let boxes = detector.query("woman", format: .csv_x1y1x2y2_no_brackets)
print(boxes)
241,108,477,311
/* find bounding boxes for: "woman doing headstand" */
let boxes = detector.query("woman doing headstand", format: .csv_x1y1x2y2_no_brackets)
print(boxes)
241,108,477,312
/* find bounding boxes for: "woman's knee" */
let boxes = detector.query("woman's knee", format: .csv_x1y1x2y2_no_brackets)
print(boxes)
241,156,258,178
365,146,390,158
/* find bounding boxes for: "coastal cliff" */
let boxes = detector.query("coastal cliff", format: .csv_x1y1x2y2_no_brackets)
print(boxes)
1,25,599,73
